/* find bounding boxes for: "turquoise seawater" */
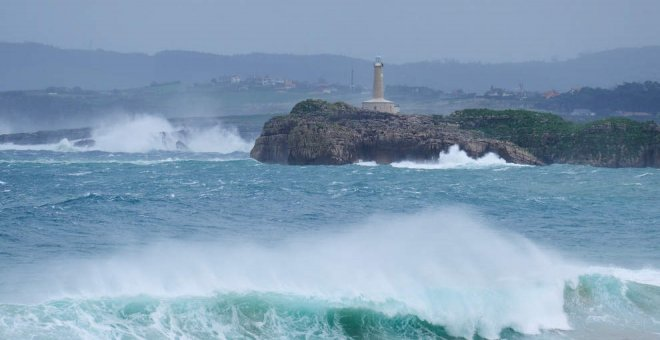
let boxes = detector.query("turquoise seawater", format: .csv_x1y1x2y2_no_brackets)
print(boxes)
1,129,659,338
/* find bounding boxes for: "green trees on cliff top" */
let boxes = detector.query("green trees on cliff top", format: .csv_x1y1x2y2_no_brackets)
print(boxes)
447,109,659,164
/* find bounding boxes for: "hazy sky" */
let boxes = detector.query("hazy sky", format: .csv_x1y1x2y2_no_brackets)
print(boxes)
2,0,659,63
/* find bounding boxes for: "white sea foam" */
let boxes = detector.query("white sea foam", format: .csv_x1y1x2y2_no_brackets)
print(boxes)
2,208,660,338
354,160,378,166
391,144,512,169
92,114,253,153
0,114,253,154
7,208,583,339
66,171,92,176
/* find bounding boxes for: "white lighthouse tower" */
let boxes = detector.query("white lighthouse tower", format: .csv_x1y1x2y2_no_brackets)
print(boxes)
362,57,399,113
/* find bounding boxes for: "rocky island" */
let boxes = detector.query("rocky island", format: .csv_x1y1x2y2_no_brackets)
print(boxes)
250,99,660,167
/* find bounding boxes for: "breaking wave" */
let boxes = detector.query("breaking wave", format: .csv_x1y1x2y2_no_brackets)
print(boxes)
354,160,378,167
391,144,511,169
1,208,658,339
0,115,253,154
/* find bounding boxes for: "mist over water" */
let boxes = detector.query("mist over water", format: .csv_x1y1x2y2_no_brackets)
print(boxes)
0,119,12,135
2,209,660,339
90,115,253,153
0,114,253,154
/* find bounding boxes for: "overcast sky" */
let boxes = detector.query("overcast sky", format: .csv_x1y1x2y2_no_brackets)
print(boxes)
2,0,659,63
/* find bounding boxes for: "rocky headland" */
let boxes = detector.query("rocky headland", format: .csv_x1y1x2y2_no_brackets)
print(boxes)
251,100,542,166
250,99,660,167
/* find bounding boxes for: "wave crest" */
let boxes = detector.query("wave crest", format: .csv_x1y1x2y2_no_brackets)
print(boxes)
1,209,572,338
2,209,659,339
0,114,254,154
392,144,512,169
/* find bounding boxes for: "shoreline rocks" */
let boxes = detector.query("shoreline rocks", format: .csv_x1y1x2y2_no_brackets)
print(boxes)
250,100,544,166
251,100,659,167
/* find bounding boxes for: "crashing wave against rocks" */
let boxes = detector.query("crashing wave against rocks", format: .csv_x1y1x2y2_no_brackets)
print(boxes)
251,100,543,166
250,100,660,167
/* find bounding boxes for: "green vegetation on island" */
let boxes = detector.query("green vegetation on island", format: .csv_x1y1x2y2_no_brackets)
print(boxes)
445,109,659,167
290,99,358,116
252,100,659,167
251,100,542,166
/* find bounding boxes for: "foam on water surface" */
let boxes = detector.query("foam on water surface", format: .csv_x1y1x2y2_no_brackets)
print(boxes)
391,144,514,169
0,114,253,154
1,140,659,339
2,209,659,339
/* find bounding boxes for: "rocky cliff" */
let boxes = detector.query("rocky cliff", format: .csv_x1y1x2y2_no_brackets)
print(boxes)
250,100,543,166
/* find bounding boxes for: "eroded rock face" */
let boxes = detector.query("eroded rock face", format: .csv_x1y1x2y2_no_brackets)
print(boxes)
250,100,543,166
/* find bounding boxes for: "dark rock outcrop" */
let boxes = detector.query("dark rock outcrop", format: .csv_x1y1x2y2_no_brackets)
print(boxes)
250,100,543,165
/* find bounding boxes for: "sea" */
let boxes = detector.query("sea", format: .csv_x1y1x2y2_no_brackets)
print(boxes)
0,114,658,339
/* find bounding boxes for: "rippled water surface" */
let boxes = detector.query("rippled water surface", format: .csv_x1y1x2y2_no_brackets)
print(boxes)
0,145,659,339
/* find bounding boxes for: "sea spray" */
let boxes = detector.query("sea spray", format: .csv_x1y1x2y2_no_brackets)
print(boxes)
182,124,253,153
2,153,660,339
92,114,253,153
3,208,579,338
0,114,253,153
391,144,510,169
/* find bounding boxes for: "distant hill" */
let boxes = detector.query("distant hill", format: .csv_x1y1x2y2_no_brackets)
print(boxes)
537,81,660,117
395,47,660,93
1,42,660,92
0,43,370,92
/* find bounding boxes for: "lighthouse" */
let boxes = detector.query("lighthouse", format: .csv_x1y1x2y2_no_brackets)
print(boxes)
362,57,399,114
